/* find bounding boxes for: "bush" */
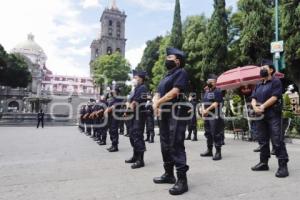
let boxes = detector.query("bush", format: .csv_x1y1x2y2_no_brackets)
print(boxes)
292,117,300,136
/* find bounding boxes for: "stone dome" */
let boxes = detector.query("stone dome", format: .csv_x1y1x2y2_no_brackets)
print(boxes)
11,33,47,66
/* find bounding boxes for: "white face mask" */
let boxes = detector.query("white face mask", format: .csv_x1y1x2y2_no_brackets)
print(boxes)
132,79,138,87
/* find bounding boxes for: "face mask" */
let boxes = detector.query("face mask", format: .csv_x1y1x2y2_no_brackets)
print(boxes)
165,60,177,70
132,79,138,87
260,69,269,78
207,83,214,88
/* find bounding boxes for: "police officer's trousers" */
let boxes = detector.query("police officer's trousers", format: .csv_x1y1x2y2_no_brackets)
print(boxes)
159,112,189,173
187,116,197,135
146,111,155,138
256,115,289,162
37,119,44,128
108,115,119,147
129,112,146,152
204,118,224,148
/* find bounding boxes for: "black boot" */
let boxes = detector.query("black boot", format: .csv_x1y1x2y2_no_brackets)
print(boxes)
107,146,118,152
98,141,106,145
213,147,222,161
275,160,289,178
145,134,150,142
98,136,106,145
200,146,213,157
153,163,176,184
271,148,276,155
131,152,145,169
251,159,269,171
185,132,191,140
253,145,262,152
169,172,188,195
149,135,154,143
125,151,137,164
192,130,198,141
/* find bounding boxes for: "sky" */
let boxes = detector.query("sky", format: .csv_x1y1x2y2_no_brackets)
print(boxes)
0,0,238,77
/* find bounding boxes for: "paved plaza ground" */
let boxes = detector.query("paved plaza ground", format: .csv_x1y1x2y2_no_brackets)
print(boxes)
0,126,299,200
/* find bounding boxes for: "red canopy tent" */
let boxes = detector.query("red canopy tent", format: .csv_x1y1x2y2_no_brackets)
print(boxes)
216,65,285,136
216,65,285,90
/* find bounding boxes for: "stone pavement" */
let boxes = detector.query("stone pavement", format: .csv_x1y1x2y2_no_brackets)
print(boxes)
0,126,299,200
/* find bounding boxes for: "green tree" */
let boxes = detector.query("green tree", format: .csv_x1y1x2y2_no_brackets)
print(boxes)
0,44,8,85
281,0,300,87
238,0,273,65
1,45,32,88
202,0,228,78
5,53,32,88
136,36,162,81
151,36,170,91
227,8,244,68
92,52,131,94
182,15,208,93
170,0,183,49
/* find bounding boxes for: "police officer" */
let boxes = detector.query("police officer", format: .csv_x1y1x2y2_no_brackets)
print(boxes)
200,74,224,161
85,102,94,136
79,105,86,133
251,60,289,178
145,93,155,143
152,47,189,196
97,95,108,146
105,87,123,152
125,70,149,169
91,101,99,140
37,109,44,128
186,94,198,141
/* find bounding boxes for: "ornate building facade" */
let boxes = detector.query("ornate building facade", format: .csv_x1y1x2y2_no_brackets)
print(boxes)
0,34,95,117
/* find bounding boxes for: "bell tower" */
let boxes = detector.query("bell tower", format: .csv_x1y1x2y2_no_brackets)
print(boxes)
90,0,127,76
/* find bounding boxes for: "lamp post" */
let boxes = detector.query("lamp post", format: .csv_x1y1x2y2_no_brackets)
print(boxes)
272,0,285,71
274,0,280,71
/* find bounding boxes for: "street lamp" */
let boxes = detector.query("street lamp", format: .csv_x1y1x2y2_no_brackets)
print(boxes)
272,0,285,71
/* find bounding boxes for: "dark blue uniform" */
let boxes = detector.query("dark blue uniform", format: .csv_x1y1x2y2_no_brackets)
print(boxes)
157,66,189,174
86,105,93,135
251,77,289,162
145,99,155,143
186,99,197,140
202,88,224,149
108,97,123,149
37,111,44,128
92,101,108,143
79,106,86,132
129,84,148,153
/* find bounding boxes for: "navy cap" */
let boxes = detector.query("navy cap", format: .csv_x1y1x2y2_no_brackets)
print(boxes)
89,98,96,103
133,70,147,79
261,59,274,67
207,74,218,81
166,47,186,58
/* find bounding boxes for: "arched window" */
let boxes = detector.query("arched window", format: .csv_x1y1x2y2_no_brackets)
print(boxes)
108,27,113,36
95,49,99,57
8,101,19,112
116,48,121,53
107,47,112,55
117,21,121,28
116,21,121,38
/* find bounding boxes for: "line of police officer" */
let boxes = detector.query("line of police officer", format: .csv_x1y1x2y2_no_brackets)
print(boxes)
78,48,290,196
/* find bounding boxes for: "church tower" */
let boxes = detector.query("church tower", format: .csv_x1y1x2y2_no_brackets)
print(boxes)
90,0,127,76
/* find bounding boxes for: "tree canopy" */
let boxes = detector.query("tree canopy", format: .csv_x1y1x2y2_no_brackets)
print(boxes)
0,44,32,88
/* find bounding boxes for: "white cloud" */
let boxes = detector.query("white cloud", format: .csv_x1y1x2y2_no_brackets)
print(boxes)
0,0,98,77
126,0,173,11
125,44,146,69
80,0,101,9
